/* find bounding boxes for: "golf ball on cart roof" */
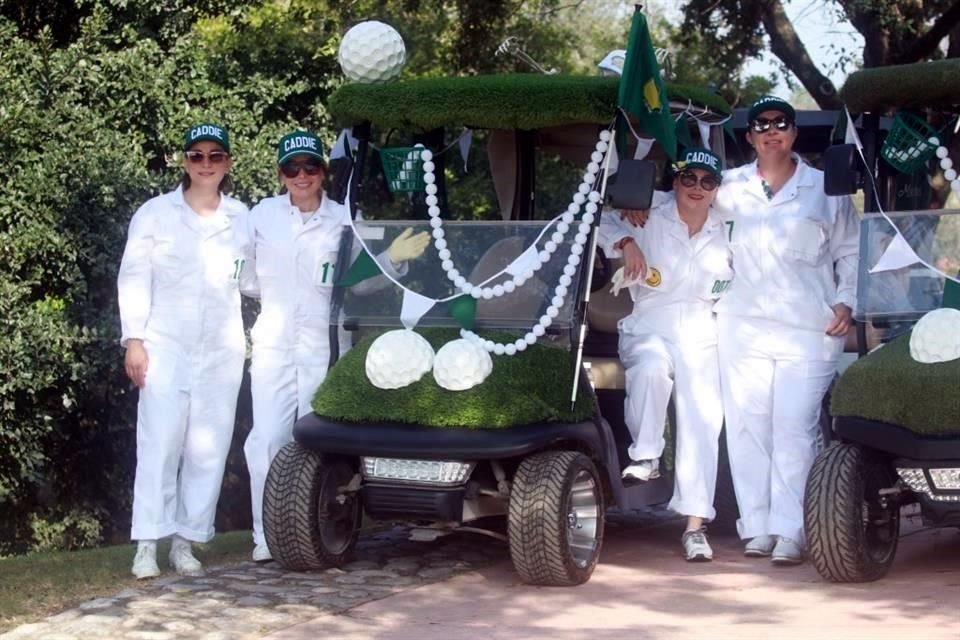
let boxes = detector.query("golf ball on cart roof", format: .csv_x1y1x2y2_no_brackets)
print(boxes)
433,339,493,391
909,307,960,364
338,20,406,83
366,329,435,389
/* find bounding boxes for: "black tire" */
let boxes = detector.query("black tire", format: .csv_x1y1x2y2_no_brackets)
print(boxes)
263,442,359,571
804,444,900,583
711,428,739,534
508,450,605,586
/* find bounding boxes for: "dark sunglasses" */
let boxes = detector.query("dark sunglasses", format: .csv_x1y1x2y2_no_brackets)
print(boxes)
677,171,721,191
750,116,794,133
280,160,324,178
185,150,230,164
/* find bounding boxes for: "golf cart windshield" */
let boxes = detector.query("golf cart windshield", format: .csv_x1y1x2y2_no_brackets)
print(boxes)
342,218,587,334
857,208,960,323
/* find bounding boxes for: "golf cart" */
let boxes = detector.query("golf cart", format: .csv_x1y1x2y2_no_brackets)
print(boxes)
804,59,960,583
261,73,737,586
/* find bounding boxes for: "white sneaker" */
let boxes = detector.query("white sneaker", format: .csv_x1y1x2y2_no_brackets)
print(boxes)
622,459,660,482
744,534,777,558
771,537,805,565
252,543,273,563
132,541,160,579
169,537,204,577
682,528,713,562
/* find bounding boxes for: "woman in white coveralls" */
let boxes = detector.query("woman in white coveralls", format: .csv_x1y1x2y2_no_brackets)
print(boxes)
599,147,732,562
243,130,429,562
713,96,859,565
119,123,250,579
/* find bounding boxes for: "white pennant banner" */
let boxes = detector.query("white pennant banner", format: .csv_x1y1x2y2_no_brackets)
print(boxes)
458,129,473,171
400,289,436,329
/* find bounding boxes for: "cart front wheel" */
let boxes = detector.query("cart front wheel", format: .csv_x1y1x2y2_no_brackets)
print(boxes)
804,443,899,583
263,442,359,571
508,450,605,586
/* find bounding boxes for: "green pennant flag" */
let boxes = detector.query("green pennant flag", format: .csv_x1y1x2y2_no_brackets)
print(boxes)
446,294,477,331
944,277,960,310
674,112,693,150
617,10,677,160
336,250,382,287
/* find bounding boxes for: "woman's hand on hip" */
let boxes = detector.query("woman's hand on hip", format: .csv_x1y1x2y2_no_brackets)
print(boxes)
125,339,149,388
825,303,853,337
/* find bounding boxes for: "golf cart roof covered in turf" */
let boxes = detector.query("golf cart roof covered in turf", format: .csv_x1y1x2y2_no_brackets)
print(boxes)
841,59,960,113
328,73,730,131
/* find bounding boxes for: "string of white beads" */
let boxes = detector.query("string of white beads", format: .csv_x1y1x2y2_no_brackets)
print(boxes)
418,129,612,355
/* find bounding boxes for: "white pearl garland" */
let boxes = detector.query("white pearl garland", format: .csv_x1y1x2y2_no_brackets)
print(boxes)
418,129,613,356
933,140,960,194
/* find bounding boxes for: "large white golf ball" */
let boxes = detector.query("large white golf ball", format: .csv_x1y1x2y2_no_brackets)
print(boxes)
365,329,434,389
338,21,406,83
432,339,493,391
909,307,960,363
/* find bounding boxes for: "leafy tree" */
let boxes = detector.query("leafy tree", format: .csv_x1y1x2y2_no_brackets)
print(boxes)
680,0,960,109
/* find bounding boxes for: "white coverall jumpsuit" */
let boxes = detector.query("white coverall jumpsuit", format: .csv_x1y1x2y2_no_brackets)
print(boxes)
598,196,732,519
243,193,403,547
712,157,858,542
118,186,250,543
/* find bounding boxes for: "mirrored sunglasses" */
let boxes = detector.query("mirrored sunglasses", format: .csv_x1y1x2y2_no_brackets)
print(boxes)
280,160,324,178
677,171,721,191
184,150,230,164
750,116,794,133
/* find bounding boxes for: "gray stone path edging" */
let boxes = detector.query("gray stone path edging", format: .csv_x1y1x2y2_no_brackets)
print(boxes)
1,529,508,640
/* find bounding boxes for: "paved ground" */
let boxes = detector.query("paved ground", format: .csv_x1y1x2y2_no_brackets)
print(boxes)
0,528,507,640
4,510,959,640
270,515,960,640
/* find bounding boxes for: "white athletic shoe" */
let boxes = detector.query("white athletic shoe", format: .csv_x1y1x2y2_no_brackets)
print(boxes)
169,537,204,577
252,543,273,563
622,459,660,482
744,534,777,558
682,528,713,562
132,541,160,579
771,537,805,565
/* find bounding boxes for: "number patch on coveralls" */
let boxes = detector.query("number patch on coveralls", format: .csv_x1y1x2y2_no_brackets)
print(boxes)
711,279,730,294
725,220,735,241
318,261,333,284
232,258,245,280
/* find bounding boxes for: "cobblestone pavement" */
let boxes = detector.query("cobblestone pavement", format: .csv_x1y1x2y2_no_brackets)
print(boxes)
1,529,509,640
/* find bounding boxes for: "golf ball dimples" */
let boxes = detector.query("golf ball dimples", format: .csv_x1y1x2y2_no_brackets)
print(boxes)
433,339,493,391
366,329,434,389
338,21,406,83
909,307,960,364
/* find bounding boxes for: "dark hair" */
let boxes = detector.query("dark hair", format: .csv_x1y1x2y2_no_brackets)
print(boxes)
180,172,234,194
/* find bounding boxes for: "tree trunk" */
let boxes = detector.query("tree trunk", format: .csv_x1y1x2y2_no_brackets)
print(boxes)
759,0,841,108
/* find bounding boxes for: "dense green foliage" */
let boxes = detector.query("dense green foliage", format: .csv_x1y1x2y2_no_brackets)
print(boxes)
831,333,960,435
313,329,595,428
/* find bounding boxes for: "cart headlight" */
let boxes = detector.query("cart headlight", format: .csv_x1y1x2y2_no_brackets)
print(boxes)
361,457,474,486
896,467,930,492
928,468,960,490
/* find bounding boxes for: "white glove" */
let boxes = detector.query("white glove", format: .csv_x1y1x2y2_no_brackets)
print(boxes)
388,227,431,263
609,266,644,297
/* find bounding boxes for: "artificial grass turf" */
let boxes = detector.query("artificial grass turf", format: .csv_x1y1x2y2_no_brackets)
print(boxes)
831,332,960,435
0,531,250,632
312,328,595,428
328,74,730,132
841,59,960,113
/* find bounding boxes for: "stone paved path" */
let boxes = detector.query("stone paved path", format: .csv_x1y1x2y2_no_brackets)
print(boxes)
1,529,508,640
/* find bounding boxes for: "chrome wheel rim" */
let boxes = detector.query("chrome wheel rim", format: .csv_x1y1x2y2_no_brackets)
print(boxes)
566,469,600,568
318,467,357,554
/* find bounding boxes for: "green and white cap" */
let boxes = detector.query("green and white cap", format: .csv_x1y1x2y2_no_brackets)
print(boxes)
183,123,230,152
277,130,325,165
673,147,722,179
747,95,796,122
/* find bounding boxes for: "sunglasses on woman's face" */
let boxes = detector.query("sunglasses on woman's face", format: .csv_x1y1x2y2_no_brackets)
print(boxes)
677,171,721,191
750,116,794,133
184,150,230,164
280,160,324,178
